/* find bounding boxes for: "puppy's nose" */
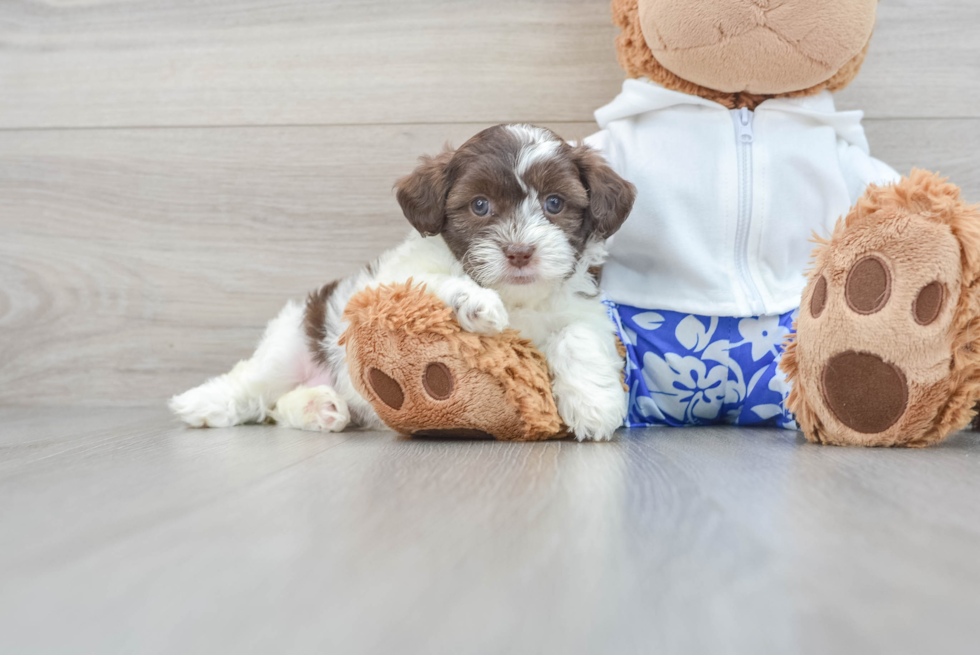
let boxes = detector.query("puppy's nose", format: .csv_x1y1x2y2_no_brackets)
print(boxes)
503,244,536,268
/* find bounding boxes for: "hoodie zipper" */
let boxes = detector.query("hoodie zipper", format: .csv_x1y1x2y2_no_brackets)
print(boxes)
731,107,765,315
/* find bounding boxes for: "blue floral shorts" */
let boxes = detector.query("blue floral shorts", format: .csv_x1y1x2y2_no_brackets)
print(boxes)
605,301,799,429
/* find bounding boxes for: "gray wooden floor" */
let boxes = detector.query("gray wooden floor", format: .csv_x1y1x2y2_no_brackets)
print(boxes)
1,408,979,654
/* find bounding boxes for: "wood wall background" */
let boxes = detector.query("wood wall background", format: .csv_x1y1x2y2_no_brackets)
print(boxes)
1,0,978,407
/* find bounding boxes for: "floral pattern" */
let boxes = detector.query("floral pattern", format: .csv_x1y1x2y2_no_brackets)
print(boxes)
607,301,798,430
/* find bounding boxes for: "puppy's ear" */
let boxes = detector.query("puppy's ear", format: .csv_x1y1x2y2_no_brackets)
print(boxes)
572,145,636,240
395,146,456,236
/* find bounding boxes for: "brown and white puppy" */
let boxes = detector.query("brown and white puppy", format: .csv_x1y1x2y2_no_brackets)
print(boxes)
170,124,636,440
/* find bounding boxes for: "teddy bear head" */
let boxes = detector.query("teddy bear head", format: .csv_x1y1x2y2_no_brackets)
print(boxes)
612,0,878,109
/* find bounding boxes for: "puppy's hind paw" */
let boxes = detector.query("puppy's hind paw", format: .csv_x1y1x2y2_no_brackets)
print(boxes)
270,385,350,432
168,383,241,428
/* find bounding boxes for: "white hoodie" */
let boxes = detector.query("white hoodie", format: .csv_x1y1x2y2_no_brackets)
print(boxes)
586,79,899,317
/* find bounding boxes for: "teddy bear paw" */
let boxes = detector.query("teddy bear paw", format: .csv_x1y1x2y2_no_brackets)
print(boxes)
785,172,980,446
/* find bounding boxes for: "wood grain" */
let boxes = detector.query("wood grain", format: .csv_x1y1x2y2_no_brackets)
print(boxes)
1,408,978,654
0,0,977,130
2,120,978,407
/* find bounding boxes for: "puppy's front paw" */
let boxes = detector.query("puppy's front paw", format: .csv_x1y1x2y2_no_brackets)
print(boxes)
452,287,509,334
555,386,627,442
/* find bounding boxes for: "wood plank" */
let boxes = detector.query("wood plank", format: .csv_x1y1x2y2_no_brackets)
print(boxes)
0,0,624,128
2,119,978,407
865,118,980,182
0,408,978,653
835,0,980,118
0,0,977,129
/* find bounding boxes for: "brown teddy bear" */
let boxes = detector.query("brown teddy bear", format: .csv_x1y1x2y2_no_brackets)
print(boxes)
343,0,980,446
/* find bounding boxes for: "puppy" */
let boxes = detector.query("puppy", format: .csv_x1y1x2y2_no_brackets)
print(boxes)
169,124,636,440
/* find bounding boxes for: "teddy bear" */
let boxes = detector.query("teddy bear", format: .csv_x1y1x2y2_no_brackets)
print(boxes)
341,0,980,446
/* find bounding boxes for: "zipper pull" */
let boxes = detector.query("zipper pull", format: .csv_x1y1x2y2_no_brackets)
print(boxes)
737,107,754,143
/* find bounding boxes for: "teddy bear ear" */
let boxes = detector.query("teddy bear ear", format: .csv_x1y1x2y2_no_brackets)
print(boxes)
571,144,636,240
395,146,456,236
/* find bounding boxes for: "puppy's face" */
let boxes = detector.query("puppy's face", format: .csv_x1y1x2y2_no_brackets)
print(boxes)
396,125,636,289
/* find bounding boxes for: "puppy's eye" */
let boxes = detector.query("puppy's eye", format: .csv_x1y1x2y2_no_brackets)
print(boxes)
471,197,490,217
545,195,564,214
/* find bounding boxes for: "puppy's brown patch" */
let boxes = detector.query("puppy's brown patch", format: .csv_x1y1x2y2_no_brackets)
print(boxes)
522,151,593,254
304,280,338,366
